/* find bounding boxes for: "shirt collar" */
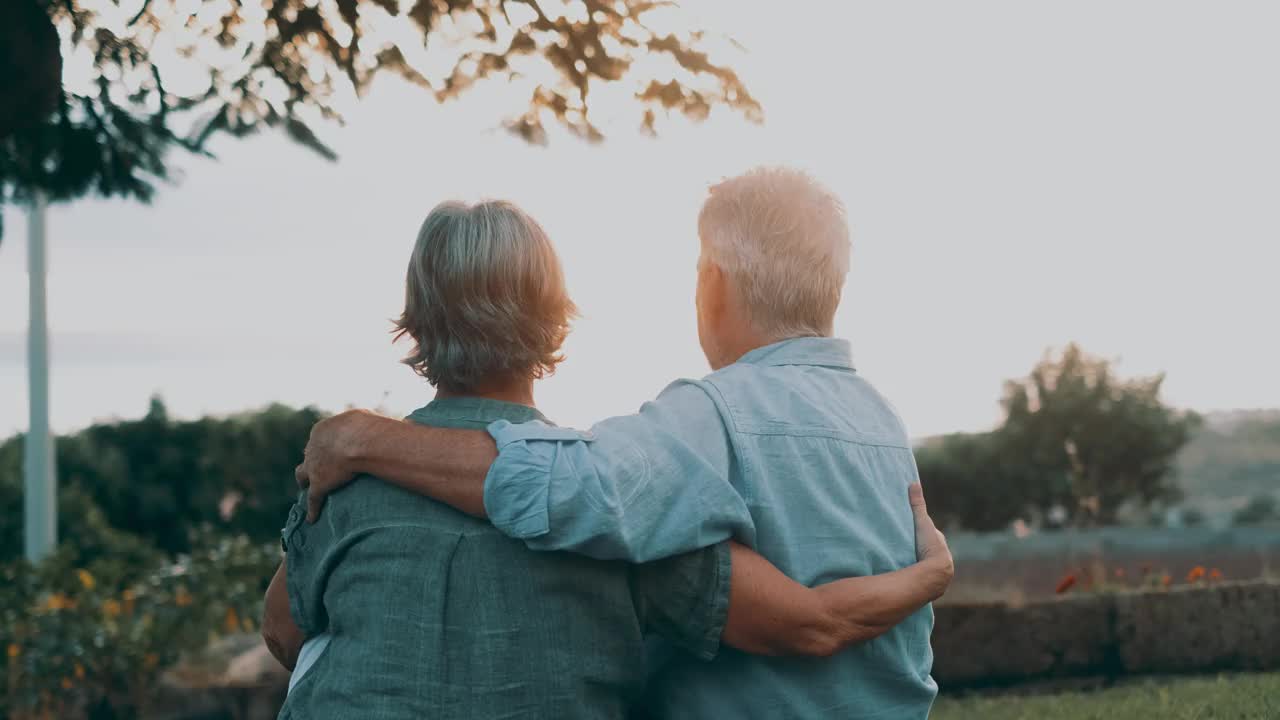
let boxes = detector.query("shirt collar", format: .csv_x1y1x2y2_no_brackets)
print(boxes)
406,397,550,426
735,337,855,371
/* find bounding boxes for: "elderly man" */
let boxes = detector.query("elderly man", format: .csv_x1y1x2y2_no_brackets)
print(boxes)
299,168,939,718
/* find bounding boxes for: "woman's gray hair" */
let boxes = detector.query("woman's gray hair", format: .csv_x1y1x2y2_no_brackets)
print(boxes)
394,200,577,392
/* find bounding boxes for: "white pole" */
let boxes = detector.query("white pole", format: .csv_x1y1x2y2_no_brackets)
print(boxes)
25,192,56,563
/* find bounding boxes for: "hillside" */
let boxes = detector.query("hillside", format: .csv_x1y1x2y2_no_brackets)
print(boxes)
1177,410,1280,503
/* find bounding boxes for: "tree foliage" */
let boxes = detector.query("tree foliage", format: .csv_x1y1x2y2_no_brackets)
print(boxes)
917,344,1201,531
913,432,1025,533
1234,494,1279,526
998,344,1200,525
0,0,760,234
0,397,323,561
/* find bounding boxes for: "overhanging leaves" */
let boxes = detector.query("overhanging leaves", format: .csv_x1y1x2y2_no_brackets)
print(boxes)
0,0,761,237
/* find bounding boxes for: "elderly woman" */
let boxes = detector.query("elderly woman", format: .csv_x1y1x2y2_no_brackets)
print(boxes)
261,200,952,719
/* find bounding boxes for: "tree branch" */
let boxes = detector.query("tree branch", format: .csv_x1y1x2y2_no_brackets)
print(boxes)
128,0,154,27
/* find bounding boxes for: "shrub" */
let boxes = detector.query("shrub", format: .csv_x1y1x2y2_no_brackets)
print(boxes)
1234,495,1279,526
1,533,278,719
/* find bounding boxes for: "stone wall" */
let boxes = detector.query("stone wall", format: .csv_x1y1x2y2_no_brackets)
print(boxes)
933,581,1280,689
149,582,1280,717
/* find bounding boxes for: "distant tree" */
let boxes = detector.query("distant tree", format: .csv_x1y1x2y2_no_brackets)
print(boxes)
0,0,760,236
996,344,1200,527
1234,494,1279,526
913,433,1024,532
916,344,1201,531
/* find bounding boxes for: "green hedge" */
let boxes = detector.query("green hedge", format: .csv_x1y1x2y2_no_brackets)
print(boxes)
0,399,323,561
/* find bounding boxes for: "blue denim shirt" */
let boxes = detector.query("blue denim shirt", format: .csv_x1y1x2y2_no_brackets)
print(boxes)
484,337,937,719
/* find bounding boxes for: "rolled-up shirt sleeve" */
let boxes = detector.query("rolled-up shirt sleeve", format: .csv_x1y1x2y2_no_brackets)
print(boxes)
483,379,755,562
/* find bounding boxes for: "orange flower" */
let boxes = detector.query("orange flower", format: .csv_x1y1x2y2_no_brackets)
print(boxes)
1055,574,1077,594
174,586,193,608
74,663,85,681
6,643,19,659
102,599,122,618
76,569,95,590
1161,574,1173,588
224,608,240,633
122,589,136,615
43,592,75,611
60,677,73,690
1187,566,1206,583
1210,568,1224,582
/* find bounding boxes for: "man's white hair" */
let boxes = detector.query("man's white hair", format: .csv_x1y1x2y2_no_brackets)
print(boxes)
698,166,851,339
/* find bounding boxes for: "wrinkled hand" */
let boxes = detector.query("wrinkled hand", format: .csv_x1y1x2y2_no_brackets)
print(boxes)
908,483,953,596
295,409,376,523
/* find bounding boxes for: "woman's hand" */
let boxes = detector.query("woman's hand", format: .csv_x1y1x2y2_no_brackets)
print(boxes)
908,483,953,600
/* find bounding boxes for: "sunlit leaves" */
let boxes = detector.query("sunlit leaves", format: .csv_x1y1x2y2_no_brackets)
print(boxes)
0,0,760,230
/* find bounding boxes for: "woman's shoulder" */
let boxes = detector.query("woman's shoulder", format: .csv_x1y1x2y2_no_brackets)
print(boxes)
327,475,493,534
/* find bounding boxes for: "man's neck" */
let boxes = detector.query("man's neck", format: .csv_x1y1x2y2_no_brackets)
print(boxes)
716,332,826,370
435,379,535,408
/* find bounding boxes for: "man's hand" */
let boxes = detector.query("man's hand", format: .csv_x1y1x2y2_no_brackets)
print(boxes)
908,482,953,599
296,409,380,523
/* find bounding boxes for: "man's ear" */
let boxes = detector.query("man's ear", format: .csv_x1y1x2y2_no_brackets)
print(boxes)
700,260,728,322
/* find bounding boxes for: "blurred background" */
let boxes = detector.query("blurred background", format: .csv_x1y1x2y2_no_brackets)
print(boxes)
1,1,1277,718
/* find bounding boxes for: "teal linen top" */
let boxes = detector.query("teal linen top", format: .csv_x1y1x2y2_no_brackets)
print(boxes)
278,397,731,720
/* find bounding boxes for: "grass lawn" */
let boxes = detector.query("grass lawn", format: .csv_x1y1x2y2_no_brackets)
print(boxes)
932,673,1280,720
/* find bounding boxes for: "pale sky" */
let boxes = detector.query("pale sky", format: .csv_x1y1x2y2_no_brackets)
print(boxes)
2,0,1278,440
